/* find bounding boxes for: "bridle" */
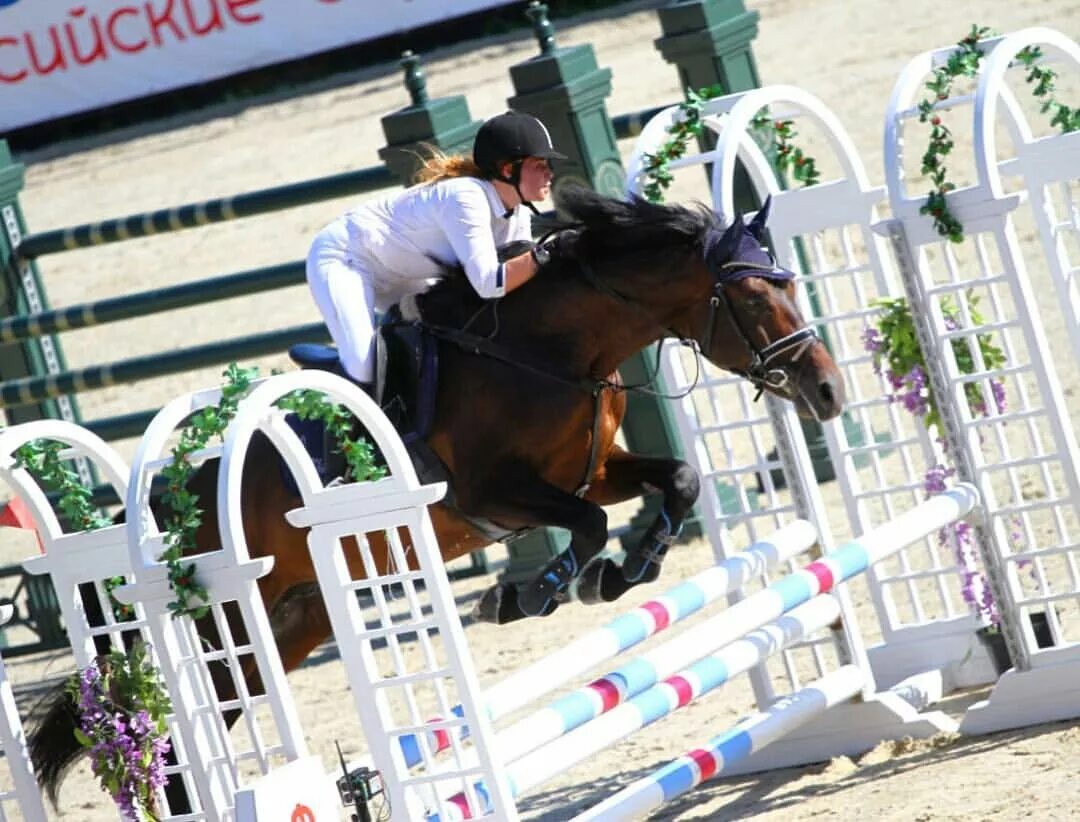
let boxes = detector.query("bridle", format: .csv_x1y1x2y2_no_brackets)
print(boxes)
702,258,819,400
570,228,820,402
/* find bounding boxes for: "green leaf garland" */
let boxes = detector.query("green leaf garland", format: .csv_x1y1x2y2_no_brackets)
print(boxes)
157,363,259,618
751,114,821,187
159,364,386,617
275,389,386,484
918,25,1079,243
12,441,134,621
9,364,386,619
639,85,821,205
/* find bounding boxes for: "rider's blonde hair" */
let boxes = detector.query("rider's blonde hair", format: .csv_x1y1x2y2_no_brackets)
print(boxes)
412,144,484,184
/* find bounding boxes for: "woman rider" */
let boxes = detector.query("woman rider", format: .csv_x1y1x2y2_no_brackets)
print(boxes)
305,110,566,391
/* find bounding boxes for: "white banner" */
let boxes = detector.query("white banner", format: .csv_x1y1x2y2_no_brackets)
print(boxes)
0,0,520,132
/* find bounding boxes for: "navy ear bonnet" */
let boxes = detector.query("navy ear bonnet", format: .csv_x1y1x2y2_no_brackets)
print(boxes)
703,196,797,283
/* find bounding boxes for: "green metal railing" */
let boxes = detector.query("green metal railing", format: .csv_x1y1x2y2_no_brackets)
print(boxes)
0,323,329,411
16,167,395,259
0,262,304,343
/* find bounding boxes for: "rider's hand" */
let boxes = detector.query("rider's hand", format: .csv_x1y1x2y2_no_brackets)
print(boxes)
530,233,561,267
531,243,551,267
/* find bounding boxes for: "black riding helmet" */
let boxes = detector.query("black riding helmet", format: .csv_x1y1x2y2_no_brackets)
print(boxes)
473,111,566,215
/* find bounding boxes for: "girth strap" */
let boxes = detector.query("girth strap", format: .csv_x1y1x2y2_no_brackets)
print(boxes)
576,386,606,497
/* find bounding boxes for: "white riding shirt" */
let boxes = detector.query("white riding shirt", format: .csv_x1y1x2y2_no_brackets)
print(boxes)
306,176,532,382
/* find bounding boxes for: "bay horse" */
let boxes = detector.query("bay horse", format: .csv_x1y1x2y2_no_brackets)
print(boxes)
27,186,844,805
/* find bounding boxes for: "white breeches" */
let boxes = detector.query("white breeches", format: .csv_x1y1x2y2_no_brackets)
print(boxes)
306,223,377,383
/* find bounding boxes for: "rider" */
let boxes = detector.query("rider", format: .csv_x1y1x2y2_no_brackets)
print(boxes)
305,110,566,390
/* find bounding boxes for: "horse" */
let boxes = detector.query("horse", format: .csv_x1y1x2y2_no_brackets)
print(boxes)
27,185,844,805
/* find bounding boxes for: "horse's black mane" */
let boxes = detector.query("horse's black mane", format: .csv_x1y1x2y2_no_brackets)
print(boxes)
555,184,720,256
417,185,720,326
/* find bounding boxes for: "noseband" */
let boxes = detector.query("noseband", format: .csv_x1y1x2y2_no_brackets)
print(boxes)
703,259,819,399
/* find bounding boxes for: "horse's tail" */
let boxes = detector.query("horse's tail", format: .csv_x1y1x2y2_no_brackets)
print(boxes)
26,578,115,807
27,677,81,807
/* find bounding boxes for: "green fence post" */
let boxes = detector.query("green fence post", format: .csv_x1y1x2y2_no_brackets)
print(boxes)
495,2,702,585
655,0,764,220
0,140,95,500
655,0,762,94
509,3,626,201
655,0,854,485
379,51,483,184
0,142,83,427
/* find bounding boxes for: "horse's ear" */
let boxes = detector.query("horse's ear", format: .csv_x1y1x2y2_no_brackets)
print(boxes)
747,195,772,241
716,212,744,254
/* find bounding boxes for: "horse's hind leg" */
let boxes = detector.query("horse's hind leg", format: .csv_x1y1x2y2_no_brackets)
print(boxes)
576,446,700,605
198,585,334,727
265,583,334,672
469,471,609,625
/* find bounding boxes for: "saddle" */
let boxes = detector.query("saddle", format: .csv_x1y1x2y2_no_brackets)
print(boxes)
289,308,436,441
287,309,438,481
286,315,527,544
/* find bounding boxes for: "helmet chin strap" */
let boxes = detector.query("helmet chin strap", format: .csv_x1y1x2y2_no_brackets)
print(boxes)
497,160,542,217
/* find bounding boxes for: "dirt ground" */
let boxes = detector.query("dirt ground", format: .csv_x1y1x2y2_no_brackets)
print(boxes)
5,0,1080,819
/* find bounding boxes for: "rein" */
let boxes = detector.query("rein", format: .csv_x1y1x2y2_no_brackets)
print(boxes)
409,218,818,493
573,261,706,400
574,252,817,403
416,320,608,395
532,226,702,400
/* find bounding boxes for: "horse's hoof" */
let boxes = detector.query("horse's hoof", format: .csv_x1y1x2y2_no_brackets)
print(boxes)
621,556,660,586
577,557,627,604
621,541,669,586
516,585,563,619
472,583,512,624
472,583,551,625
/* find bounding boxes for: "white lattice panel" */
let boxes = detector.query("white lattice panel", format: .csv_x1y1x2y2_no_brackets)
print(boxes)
0,420,207,820
885,29,1080,687
223,371,516,822
626,91,889,710
119,381,327,821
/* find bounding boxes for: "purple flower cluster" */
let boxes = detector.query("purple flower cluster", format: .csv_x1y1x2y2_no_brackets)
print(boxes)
923,462,955,495
925,463,997,621
943,519,1000,625
74,660,171,820
893,365,930,416
970,379,1008,417
864,318,1011,627
862,325,884,360
864,325,932,416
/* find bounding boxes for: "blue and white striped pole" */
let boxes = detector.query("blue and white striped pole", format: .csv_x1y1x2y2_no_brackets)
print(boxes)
499,484,977,770
398,520,817,768
427,485,979,819
572,666,866,821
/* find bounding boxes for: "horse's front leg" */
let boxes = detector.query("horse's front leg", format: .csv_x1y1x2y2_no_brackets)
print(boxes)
468,473,609,625
576,445,700,605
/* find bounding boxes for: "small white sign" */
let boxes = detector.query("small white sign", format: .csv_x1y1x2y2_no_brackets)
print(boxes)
233,756,341,821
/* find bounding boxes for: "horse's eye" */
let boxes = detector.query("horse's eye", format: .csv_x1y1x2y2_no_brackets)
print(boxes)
742,294,769,313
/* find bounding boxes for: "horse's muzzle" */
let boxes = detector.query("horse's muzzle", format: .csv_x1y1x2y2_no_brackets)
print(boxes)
793,343,845,421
